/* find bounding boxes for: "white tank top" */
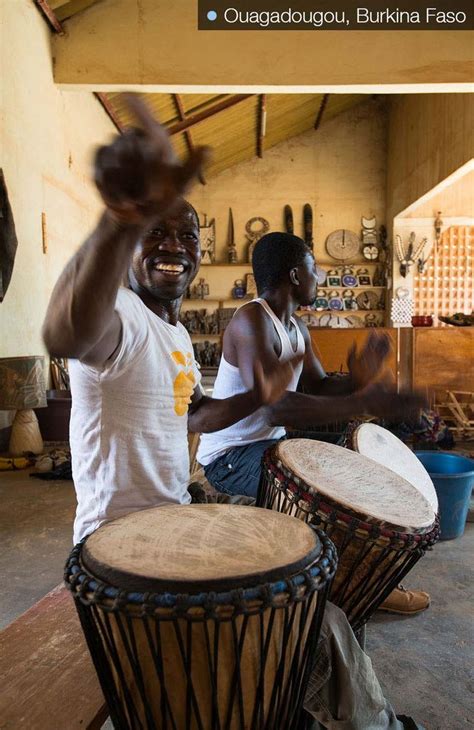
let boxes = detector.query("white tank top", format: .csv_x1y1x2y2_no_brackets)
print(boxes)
197,298,305,466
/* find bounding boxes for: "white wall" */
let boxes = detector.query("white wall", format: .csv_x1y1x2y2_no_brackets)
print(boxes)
0,1,114,361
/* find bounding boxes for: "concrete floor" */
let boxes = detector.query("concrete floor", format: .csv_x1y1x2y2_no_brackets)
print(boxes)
0,469,472,729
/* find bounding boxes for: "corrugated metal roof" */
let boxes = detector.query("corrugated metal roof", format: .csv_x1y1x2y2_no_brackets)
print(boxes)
100,92,366,181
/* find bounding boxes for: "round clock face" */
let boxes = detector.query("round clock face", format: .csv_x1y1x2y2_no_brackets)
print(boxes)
326,229,360,261
363,245,379,260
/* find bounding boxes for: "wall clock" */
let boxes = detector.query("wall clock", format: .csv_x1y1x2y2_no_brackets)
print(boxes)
326,229,360,261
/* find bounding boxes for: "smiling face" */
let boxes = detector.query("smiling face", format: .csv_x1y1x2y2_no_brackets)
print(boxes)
294,252,319,306
130,200,201,301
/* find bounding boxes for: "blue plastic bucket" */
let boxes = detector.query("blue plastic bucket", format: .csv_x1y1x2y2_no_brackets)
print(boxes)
415,452,474,540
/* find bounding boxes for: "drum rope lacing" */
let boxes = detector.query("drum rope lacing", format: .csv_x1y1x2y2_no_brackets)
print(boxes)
65,524,337,730
65,528,338,618
261,453,440,547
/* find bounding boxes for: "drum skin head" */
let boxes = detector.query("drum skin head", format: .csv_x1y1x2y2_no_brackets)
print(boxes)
276,439,435,532
353,424,438,513
83,504,321,593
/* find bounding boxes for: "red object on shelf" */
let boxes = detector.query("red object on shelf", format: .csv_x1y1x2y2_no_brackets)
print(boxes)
412,316,433,327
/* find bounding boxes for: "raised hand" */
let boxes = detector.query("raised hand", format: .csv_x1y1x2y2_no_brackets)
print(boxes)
347,332,392,390
94,94,209,226
252,355,303,406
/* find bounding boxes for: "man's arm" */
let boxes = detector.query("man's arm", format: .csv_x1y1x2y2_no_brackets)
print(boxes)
296,318,391,396
188,359,300,433
42,97,207,367
266,384,426,429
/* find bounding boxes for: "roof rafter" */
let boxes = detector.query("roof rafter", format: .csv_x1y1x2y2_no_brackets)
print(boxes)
173,94,206,185
167,95,254,136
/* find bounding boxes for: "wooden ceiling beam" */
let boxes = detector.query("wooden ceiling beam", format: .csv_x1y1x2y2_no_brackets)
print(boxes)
34,0,65,34
53,0,101,22
95,93,125,133
173,94,206,186
314,94,330,130
257,94,266,158
167,95,254,136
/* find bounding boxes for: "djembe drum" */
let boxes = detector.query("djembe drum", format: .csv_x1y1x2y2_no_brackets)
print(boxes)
65,503,337,730
258,440,439,631
346,423,439,513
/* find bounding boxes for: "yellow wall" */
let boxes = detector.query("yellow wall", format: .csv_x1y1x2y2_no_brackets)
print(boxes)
387,94,474,220
187,98,387,301
0,0,114,362
52,0,472,88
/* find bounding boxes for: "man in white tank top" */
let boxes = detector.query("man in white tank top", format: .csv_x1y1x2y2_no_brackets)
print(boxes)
198,233,430,622
198,232,424,498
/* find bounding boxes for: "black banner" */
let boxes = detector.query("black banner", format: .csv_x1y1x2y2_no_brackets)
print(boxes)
198,0,473,30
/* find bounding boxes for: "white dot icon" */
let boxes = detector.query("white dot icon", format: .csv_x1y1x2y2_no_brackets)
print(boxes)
207,10,217,21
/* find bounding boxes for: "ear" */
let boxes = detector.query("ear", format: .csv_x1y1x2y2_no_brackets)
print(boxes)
289,267,300,286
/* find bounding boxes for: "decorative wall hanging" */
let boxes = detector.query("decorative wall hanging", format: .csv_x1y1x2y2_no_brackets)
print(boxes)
325,229,360,261
361,216,378,244
357,269,372,286
297,311,320,327
284,205,294,234
199,215,216,265
328,291,343,311
341,267,358,287
245,273,257,298
246,217,270,263
327,269,341,287
0,170,19,302
315,293,329,311
226,208,238,264
395,231,427,277
319,313,351,328
191,278,210,300
391,288,414,326
343,290,358,310
434,211,443,251
356,290,379,310
347,315,364,328
362,244,379,261
303,204,313,251
232,279,246,299
365,314,382,328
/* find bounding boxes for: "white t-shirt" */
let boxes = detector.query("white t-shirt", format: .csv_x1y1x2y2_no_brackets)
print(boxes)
69,288,201,544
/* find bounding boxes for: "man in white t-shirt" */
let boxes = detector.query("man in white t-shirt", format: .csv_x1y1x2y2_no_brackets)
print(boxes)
43,98,425,730
43,97,295,544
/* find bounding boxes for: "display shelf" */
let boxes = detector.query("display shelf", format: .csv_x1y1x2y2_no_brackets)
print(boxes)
200,263,252,267
317,260,384,267
189,333,221,339
296,309,385,314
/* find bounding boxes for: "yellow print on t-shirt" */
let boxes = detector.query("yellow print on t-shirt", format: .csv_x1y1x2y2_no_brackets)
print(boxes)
171,351,196,416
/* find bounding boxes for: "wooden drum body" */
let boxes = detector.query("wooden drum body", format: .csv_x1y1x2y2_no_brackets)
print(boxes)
259,440,439,632
65,504,337,730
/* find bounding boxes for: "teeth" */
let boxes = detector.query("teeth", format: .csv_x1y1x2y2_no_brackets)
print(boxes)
155,263,184,273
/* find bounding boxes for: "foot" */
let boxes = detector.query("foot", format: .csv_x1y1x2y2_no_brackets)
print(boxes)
378,585,430,615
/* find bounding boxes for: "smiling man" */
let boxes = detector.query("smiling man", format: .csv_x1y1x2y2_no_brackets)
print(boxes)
42,98,294,544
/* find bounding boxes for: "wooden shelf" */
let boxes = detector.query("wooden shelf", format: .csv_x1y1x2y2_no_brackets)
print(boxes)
297,309,385,314
189,333,221,339
200,263,252,267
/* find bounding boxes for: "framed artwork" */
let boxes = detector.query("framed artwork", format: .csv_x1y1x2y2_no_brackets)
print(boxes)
327,276,341,287
245,273,257,298
200,217,216,264
358,275,372,286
